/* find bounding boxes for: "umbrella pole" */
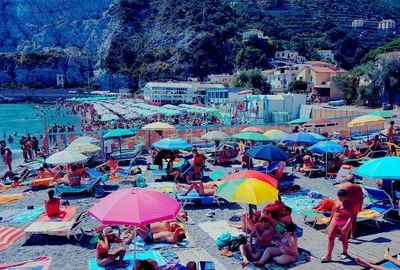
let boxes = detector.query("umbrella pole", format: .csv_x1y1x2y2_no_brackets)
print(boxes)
133,226,137,261
325,153,328,178
119,137,122,154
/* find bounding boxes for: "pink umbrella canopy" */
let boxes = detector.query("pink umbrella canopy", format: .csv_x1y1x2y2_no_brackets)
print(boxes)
240,126,264,134
88,188,181,226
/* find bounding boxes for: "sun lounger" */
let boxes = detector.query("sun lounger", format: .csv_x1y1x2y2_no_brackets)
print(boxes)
302,167,324,178
343,150,387,164
176,192,221,208
31,177,55,187
151,170,168,177
25,211,87,241
113,145,143,163
54,177,100,197
327,164,353,183
149,159,185,170
88,251,166,270
0,225,26,252
37,206,78,222
364,186,396,208
270,162,285,179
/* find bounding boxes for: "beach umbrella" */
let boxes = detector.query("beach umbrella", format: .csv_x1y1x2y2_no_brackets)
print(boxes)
103,129,135,154
232,132,269,141
46,150,88,165
72,136,100,144
246,145,290,162
153,138,192,151
222,170,278,188
215,178,278,205
347,115,386,127
65,142,101,153
355,157,400,180
88,188,181,260
100,114,119,122
287,118,314,125
142,122,175,131
368,111,394,119
202,131,230,141
240,127,264,134
308,141,345,177
284,132,319,145
263,130,289,143
307,132,327,141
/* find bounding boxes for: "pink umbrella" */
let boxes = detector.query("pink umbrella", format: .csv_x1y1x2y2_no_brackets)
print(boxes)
88,188,181,260
240,126,264,133
88,188,181,225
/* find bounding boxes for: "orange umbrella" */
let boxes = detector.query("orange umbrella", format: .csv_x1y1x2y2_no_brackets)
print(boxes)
240,127,264,134
222,170,278,188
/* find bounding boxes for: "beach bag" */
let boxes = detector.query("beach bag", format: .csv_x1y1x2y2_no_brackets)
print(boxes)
135,176,147,188
94,185,105,198
228,234,247,251
215,232,232,249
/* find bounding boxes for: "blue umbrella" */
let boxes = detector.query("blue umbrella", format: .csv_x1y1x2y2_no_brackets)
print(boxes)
153,138,192,151
355,157,400,180
284,132,319,145
307,132,327,141
308,141,344,154
246,145,290,161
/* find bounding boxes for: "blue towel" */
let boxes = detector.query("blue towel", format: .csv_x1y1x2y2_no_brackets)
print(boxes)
0,208,24,222
88,251,166,270
128,236,189,251
381,261,400,269
10,206,45,223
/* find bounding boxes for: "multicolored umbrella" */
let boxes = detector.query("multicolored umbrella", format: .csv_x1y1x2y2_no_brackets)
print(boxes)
246,145,289,162
284,132,319,145
215,178,278,205
142,122,175,131
46,151,88,165
153,138,192,151
240,127,264,134
202,131,230,141
222,170,278,188
347,115,386,127
263,130,289,142
355,157,400,179
65,142,101,153
232,132,269,141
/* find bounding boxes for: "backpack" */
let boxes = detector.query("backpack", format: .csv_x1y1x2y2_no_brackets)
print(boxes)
228,234,247,252
215,232,232,249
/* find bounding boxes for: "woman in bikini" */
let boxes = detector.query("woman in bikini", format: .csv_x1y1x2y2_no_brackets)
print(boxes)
322,189,353,262
254,221,299,266
96,227,127,268
180,181,218,196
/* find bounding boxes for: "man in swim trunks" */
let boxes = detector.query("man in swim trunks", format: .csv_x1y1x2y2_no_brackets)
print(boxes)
342,174,364,239
96,227,127,268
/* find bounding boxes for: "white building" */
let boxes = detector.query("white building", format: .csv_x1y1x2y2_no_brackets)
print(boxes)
270,50,306,67
143,82,198,104
242,29,270,40
207,74,233,85
352,19,364,28
378,19,396,30
317,50,335,63
262,65,301,93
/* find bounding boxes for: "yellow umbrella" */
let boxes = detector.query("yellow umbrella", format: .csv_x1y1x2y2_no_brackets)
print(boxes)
65,142,101,153
142,122,175,131
347,115,386,127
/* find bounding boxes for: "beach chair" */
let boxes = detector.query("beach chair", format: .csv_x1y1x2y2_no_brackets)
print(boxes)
30,177,55,188
209,170,224,181
343,150,387,165
327,164,353,183
115,159,135,180
302,166,324,178
24,211,87,241
54,177,101,197
267,161,280,174
270,162,285,179
0,225,26,252
176,192,221,208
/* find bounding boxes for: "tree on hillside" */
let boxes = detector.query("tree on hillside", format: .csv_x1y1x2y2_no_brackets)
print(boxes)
231,69,271,95
288,80,307,93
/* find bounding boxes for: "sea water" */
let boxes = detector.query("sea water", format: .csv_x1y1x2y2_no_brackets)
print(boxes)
0,103,81,173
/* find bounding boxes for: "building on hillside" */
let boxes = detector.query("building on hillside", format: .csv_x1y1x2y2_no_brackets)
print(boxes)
242,29,270,40
270,50,306,67
262,65,301,93
143,82,198,104
378,19,396,30
317,50,335,63
296,61,346,100
352,19,364,28
207,74,233,85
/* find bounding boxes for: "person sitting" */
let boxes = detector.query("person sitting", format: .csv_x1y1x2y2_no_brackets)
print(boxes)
241,151,253,169
239,217,274,267
180,181,218,196
134,225,186,244
133,259,161,270
229,209,261,232
45,189,60,216
356,247,400,270
348,147,369,159
98,156,119,175
254,221,299,266
62,164,82,187
387,144,397,157
35,167,53,179
302,151,316,169
368,135,383,151
327,156,343,174
166,157,180,183
96,227,127,268
11,176,21,188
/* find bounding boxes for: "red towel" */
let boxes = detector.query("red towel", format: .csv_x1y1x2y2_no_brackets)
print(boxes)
0,226,26,252
37,206,78,222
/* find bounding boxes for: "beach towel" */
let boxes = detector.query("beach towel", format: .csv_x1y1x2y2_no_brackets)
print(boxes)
198,220,242,241
0,208,24,223
281,192,323,214
0,193,28,204
128,236,190,251
0,225,26,252
0,256,52,269
37,206,78,222
10,206,45,223
88,251,166,270
356,209,381,219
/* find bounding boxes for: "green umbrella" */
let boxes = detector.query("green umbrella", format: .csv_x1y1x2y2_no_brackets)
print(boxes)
368,111,394,118
103,129,135,154
232,132,269,141
287,118,314,125
101,114,120,122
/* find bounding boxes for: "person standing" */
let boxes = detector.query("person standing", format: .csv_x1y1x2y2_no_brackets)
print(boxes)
3,147,12,171
104,139,113,161
387,121,397,142
341,175,364,239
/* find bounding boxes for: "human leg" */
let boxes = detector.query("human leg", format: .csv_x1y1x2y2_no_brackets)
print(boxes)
110,247,127,267
97,257,116,267
339,229,349,258
254,247,282,266
323,221,338,261
273,254,298,265
182,183,198,196
239,244,251,267
355,258,391,270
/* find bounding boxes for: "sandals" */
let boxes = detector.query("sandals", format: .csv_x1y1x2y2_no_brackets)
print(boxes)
321,256,331,263
339,253,350,260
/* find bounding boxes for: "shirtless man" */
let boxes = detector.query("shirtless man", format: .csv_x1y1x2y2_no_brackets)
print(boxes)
180,181,218,196
96,227,127,268
239,217,274,267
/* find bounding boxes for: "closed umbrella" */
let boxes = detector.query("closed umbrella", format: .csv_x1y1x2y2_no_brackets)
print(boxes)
284,132,319,145
246,145,289,161
263,130,289,143
46,151,88,165
153,138,192,151
202,131,230,141
88,188,181,260
232,132,269,141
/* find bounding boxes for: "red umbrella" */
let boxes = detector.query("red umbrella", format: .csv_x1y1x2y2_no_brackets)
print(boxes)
222,170,278,188
240,127,264,134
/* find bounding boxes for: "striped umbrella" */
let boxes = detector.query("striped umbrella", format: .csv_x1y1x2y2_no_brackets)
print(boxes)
65,142,101,153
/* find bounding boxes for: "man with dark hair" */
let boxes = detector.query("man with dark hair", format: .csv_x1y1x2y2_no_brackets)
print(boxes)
45,189,60,216
63,164,82,186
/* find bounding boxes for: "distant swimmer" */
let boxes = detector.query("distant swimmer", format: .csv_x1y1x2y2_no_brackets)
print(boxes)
13,132,17,136
8,135,13,144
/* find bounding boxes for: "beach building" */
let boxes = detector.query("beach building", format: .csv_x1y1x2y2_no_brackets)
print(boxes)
262,65,301,93
378,19,396,30
317,50,335,63
352,19,364,28
296,61,346,100
270,50,306,67
143,82,198,104
206,74,233,85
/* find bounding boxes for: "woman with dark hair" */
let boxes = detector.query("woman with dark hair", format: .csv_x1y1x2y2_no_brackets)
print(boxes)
254,221,298,266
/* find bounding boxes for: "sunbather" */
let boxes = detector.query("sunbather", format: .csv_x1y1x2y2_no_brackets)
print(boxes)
45,189,60,216
96,227,127,268
239,217,274,267
356,247,400,270
61,164,83,187
133,259,161,270
166,158,180,183
254,221,298,266
180,181,218,196
97,156,119,175
134,226,186,244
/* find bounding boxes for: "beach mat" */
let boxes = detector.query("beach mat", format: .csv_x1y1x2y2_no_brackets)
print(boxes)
147,182,175,193
128,236,191,251
0,193,29,204
173,248,226,270
0,256,52,269
0,225,26,252
0,208,24,223
281,192,322,214
37,206,78,222
88,251,166,270
198,220,242,241
10,206,45,223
